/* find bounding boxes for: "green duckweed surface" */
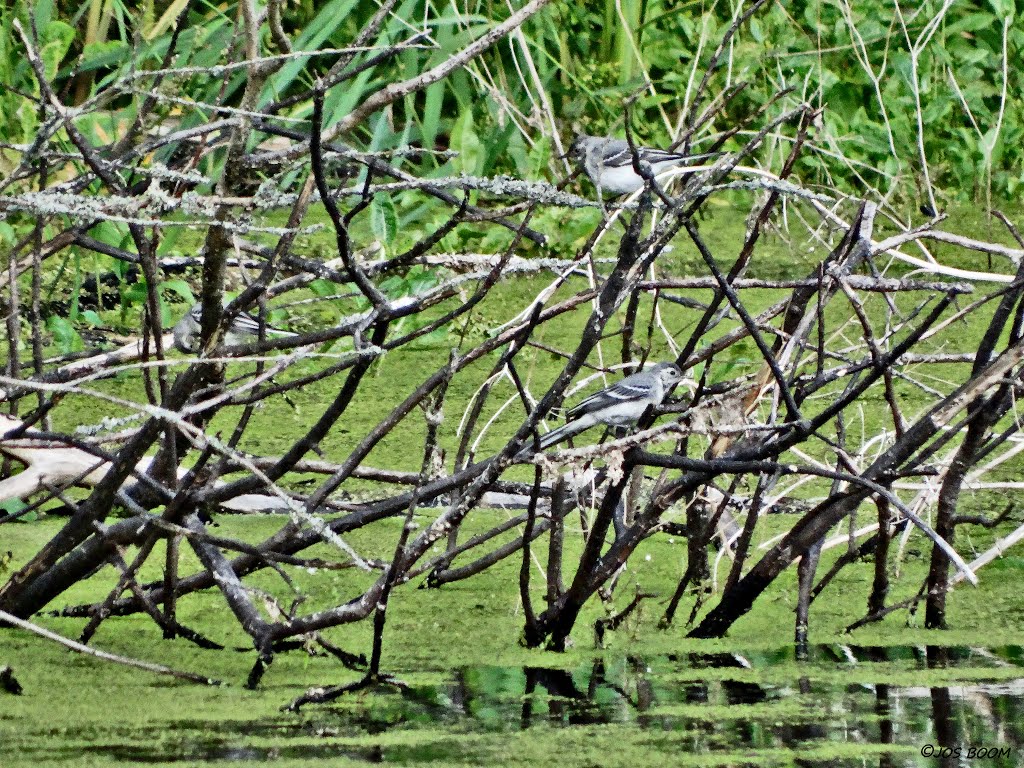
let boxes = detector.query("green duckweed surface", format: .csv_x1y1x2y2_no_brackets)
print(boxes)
3,513,1024,767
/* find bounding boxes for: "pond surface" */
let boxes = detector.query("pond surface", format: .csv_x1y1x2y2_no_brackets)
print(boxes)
22,644,1021,767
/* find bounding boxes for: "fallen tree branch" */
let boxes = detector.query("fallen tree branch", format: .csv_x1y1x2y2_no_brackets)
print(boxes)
0,608,222,686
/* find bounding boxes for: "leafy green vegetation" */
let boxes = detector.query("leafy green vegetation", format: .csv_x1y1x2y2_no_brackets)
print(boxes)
3,0,1022,196
1,0,1021,352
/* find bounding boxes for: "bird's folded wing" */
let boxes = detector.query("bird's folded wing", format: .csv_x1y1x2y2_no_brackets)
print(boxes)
566,379,652,420
231,311,295,337
231,312,265,334
602,145,684,168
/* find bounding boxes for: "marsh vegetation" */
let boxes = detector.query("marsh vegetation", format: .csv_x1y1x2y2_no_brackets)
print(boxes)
2,0,1024,764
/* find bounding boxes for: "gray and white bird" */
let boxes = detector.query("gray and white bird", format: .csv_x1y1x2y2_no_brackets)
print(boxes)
568,134,718,196
525,362,683,453
172,302,296,353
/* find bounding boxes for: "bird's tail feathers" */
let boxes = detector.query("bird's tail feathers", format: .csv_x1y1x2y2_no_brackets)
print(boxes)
538,419,590,450
678,150,722,164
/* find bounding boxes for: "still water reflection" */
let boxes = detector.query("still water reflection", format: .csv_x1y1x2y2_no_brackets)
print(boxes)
405,645,1024,766
80,644,1024,766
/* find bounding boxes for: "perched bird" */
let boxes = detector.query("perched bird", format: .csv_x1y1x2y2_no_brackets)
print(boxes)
523,362,683,454
568,134,718,196
172,301,296,353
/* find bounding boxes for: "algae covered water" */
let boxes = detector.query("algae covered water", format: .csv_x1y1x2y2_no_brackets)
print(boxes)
3,642,1022,767
4,515,1024,767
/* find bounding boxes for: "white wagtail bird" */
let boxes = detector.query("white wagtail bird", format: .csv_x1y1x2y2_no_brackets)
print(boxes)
522,362,683,455
568,134,719,196
172,301,296,353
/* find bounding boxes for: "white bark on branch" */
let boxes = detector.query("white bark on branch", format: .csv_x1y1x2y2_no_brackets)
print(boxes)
0,608,221,686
